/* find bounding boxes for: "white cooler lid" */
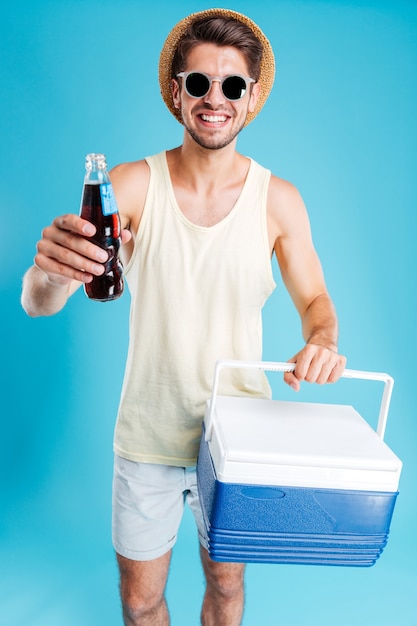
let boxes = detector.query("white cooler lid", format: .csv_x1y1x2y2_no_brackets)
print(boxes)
206,396,402,491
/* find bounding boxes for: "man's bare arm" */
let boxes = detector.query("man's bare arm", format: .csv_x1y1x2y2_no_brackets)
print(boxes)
21,214,131,317
21,265,81,317
21,160,148,318
268,176,346,390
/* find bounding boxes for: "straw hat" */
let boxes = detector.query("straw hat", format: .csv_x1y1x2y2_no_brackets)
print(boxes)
159,8,275,126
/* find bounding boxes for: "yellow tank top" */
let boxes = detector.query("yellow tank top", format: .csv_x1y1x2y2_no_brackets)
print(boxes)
114,151,276,466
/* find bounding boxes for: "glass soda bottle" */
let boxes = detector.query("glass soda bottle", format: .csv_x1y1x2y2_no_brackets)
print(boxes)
80,153,124,301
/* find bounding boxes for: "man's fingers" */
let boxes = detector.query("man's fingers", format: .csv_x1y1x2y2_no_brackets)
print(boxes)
35,252,100,284
121,228,132,244
283,371,301,391
53,214,96,237
283,346,347,390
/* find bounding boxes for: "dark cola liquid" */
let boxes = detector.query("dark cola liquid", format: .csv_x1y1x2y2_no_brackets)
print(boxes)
80,182,124,301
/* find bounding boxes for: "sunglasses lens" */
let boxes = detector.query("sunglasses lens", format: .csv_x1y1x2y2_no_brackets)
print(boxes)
185,73,211,98
222,76,248,100
182,73,249,101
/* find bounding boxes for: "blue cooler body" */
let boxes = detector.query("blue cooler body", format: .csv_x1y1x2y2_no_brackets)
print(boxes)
197,361,402,567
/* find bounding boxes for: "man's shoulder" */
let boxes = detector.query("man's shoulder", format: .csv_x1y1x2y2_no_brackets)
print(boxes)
109,157,153,225
110,157,150,183
268,172,302,206
247,155,299,198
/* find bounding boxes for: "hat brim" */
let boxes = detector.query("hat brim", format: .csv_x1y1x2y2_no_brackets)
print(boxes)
158,8,275,127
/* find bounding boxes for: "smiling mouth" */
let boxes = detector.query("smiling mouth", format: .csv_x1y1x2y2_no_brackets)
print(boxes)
199,114,229,124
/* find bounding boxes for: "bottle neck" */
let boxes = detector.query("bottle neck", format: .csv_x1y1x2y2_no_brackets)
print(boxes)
84,153,110,184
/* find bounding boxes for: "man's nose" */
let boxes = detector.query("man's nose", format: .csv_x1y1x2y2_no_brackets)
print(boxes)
203,79,226,106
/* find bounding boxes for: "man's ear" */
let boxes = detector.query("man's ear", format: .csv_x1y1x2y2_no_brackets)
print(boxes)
171,78,181,109
248,82,261,114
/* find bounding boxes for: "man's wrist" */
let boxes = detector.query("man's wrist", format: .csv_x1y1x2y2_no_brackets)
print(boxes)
306,336,338,353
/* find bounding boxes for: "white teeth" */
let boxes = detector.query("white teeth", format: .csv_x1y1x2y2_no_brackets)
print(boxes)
201,114,227,123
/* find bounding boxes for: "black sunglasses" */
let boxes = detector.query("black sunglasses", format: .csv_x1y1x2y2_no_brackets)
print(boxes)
176,71,255,102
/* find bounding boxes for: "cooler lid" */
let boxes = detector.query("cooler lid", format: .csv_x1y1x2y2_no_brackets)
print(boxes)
206,396,402,490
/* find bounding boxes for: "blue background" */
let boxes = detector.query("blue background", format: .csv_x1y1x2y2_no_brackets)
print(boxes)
1,0,416,624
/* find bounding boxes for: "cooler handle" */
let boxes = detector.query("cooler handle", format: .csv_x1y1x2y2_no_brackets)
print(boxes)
205,360,394,443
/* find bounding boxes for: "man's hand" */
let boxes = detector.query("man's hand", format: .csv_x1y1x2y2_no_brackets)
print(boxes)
284,343,346,392
22,214,132,317
35,213,132,285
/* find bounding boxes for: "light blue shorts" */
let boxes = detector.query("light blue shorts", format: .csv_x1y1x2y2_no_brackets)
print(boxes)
112,454,208,561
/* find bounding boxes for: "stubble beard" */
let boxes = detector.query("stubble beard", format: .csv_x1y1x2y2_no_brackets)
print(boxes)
183,115,246,151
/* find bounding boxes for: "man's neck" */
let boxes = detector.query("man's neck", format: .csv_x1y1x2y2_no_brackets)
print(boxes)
167,135,246,191
165,137,251,227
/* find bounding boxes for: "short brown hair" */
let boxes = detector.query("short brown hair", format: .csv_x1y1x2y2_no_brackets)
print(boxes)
171,16,263,81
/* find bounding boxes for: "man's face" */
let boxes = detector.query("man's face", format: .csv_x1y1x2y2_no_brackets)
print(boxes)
172,43,260,151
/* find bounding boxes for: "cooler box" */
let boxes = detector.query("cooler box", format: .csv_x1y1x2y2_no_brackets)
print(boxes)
197,360,402,566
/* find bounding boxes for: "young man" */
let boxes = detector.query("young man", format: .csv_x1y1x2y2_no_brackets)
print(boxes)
21,9,346,626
